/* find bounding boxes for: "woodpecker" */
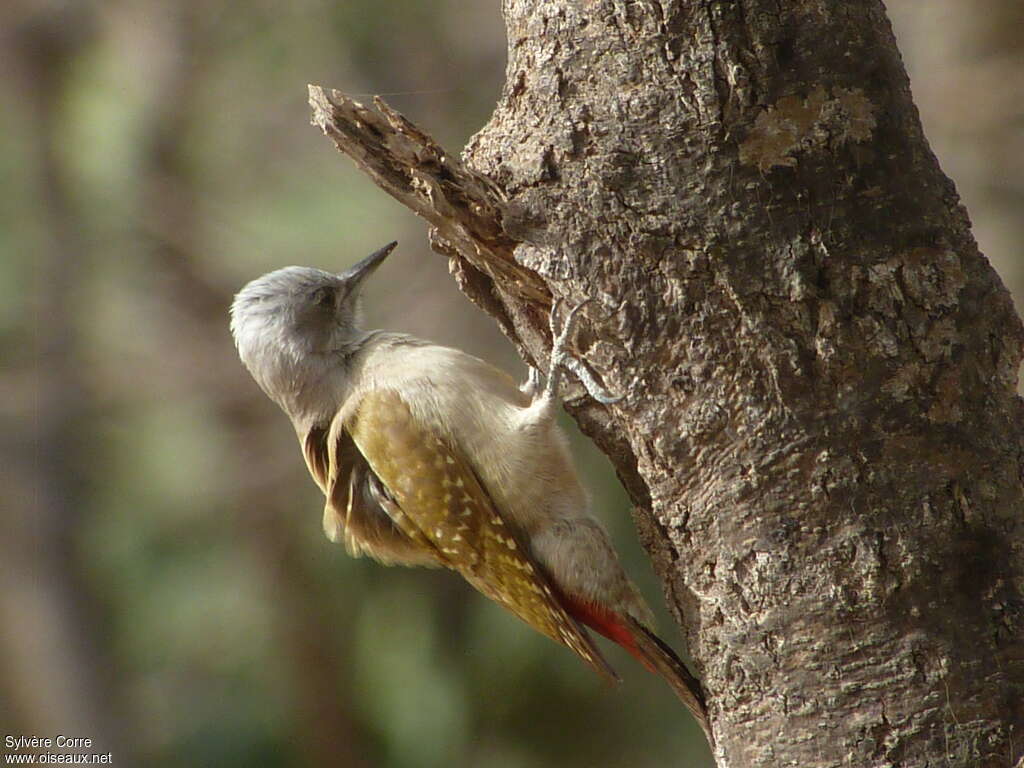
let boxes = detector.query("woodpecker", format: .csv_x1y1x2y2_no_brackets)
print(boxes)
230,242,711,742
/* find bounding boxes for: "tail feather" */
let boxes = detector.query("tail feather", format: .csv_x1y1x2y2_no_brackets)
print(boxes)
562,594,713,746
624,615,714,745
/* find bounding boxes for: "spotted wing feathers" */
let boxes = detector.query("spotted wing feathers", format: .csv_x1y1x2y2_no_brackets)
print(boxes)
303,418,440,566
346,388,617,682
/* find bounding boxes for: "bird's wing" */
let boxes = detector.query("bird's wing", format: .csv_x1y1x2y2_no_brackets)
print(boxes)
302,420,441,567
303,424,331,493
345,387,618,682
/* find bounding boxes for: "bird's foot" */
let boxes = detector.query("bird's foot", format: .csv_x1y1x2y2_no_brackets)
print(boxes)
520,365,545,398
541,299,622,405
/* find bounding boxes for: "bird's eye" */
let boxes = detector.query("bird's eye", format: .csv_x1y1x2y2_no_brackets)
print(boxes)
311,286,335,308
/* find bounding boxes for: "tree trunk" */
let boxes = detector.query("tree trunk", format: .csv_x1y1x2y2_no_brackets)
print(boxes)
310,0,1024,765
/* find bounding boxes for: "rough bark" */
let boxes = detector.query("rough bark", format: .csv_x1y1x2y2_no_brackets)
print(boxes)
310,0,1024,765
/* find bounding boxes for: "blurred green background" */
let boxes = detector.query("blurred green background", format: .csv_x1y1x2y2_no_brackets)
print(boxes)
3,1,1021,766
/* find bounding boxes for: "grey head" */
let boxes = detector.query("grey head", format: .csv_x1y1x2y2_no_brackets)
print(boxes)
230,241,396,419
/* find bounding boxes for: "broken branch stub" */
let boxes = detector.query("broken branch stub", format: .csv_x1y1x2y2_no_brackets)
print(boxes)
307,85,549,306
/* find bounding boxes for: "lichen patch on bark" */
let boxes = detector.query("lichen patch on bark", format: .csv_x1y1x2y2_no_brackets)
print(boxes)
739,85,877,172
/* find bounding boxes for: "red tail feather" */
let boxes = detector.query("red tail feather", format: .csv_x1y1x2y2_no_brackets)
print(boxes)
562,594,714,746
562,595,657,673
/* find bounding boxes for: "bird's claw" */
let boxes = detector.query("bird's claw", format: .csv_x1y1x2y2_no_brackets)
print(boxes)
542,298,622,405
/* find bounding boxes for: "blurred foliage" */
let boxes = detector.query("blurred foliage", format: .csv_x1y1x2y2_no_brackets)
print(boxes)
3,0,1021,766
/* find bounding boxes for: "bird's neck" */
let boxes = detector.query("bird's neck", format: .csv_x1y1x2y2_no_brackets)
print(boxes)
266,330,432,433
254,345,340,430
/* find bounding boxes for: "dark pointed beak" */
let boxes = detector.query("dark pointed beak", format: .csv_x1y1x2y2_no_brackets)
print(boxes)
339,241,397,287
